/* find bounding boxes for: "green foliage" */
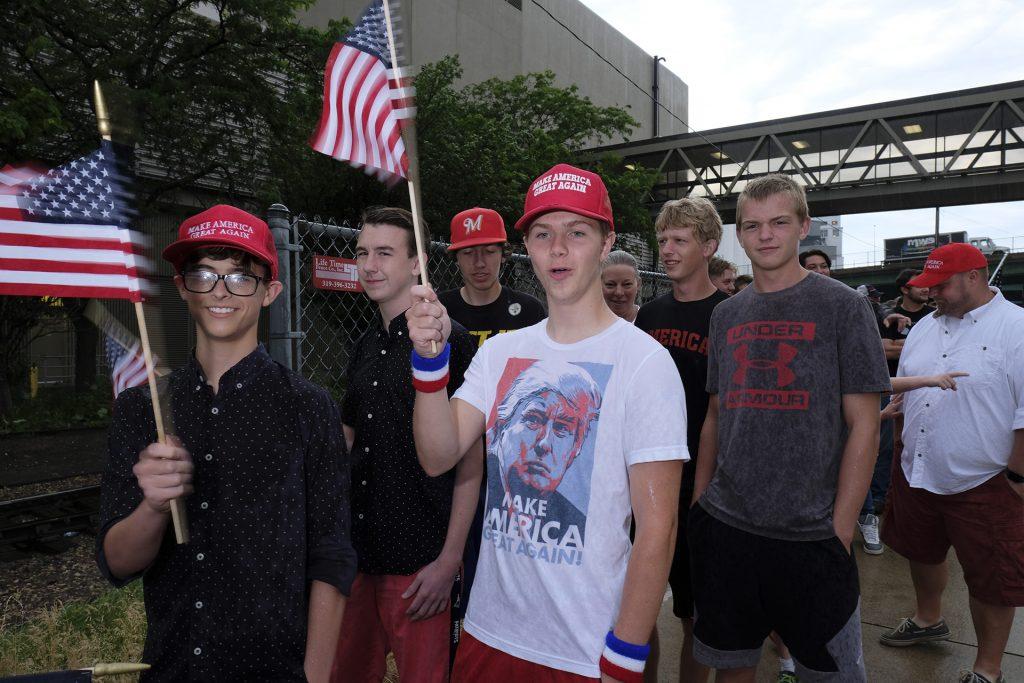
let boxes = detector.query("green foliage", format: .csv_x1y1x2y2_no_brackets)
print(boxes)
415,56,654,240
592,155,661,240
0,86,63,150
0,582,145,677
0,4,655,234
0,382,113,435
0,0,341,206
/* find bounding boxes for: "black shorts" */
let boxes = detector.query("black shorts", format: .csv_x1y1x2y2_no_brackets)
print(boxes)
668,499,695,618
688,504,865,681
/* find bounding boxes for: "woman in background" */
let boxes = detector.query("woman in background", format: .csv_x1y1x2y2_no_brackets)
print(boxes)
602,250,641,323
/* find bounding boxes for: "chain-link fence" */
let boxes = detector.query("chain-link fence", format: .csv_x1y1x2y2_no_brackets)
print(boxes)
284,215,672,396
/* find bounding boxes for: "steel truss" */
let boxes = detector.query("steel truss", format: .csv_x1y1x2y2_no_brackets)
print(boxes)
589,81,1024,223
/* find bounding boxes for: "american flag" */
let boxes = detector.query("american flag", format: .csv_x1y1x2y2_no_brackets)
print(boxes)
105,334,149,398
0,162,46,188
309,0,415,185
0,140,147,301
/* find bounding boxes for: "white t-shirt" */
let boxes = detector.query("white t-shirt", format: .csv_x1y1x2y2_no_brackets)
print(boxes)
453,317,689,676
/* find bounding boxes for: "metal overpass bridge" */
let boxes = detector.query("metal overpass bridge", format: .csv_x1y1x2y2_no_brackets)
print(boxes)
590,81,1024,225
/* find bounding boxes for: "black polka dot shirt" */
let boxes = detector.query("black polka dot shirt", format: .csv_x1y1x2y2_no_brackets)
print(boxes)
342,311,475,575
96,344,357,682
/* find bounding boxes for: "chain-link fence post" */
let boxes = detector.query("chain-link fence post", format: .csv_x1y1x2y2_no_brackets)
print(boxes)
267,203,295,369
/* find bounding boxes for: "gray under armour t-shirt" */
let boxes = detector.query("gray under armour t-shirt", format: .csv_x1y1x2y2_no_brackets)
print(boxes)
702,272,891,541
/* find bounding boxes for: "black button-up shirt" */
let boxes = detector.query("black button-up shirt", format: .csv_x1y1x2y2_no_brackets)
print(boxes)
96,345,356,682
343,311,475,575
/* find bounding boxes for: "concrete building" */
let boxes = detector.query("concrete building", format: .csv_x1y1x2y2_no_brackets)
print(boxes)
802,215,842,266
301,0,689,141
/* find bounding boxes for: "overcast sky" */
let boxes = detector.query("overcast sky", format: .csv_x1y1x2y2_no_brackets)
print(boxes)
579,0,1024,265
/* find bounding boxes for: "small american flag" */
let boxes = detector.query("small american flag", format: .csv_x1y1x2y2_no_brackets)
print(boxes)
105,334,149,398
0,140,148,301
309,0,415,185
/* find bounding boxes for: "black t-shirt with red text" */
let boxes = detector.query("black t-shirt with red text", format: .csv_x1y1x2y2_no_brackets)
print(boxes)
881,301,934,375
439,286,546,349
636,289,729,494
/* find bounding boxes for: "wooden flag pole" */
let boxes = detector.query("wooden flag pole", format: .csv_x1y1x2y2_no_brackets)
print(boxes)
380,0,437,354
94,81,188,544
88,662,152,677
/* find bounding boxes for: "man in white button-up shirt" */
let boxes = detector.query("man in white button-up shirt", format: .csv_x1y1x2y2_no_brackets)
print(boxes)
880,243,1024,683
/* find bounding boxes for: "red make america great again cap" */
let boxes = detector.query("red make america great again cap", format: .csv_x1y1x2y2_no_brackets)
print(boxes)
162,205,279,280
514,163,615,232
907,242,988,288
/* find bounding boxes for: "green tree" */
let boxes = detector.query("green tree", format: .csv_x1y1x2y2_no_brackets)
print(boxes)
0,0,350,406
0,0,342,207
2,4,655,230
261,52,659,236
412,56,657,240
0,4,658,412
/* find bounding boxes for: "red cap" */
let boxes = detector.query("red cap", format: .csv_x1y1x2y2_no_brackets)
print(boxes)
514,163,614,232
448,208,507,252
907,243,988,288
162,205,278,281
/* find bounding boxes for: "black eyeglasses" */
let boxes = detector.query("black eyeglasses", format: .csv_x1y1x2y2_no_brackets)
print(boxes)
181,270,263,296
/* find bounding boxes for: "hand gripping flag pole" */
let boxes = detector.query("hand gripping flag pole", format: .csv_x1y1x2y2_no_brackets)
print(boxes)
94,81,188,544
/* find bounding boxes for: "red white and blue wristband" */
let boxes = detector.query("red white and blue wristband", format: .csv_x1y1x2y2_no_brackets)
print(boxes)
411,343,450,393
599,630,649,682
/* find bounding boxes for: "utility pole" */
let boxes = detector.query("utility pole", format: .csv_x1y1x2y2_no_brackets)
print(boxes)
934,206,940,248
652,55,665,137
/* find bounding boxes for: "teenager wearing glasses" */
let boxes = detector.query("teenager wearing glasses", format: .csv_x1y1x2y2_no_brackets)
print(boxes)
96,205,356,682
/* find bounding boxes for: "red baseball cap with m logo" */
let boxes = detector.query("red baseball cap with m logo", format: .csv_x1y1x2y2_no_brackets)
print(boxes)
448,207,507,252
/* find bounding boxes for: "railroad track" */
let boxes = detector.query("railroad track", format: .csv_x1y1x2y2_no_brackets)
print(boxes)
0,485,100,554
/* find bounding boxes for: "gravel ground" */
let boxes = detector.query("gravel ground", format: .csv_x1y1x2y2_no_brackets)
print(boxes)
0,534,110,629
1,469,107,628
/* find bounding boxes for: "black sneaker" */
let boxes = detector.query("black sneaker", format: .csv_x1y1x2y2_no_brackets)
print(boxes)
959,671,1005,683
879,617,951,647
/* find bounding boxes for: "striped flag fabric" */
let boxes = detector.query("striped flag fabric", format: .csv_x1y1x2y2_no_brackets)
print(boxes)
309,0,415,185
86,299,165,396
0,140,148,301
0,162,46,188
104,334,149,398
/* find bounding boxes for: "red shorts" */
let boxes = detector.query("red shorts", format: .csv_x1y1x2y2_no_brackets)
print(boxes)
882,465,1024,606
452,631,598,683
331,572,450,683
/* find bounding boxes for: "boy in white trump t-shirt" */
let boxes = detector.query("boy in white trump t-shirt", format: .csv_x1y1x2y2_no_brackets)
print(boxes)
406,163,688,682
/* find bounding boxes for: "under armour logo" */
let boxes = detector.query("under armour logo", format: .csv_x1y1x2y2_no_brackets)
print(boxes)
732,343,798,387
463,214,482,235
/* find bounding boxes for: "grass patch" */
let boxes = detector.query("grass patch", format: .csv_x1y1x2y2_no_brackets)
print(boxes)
0,581,403,680
1,382,114,435
0,582,145,680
